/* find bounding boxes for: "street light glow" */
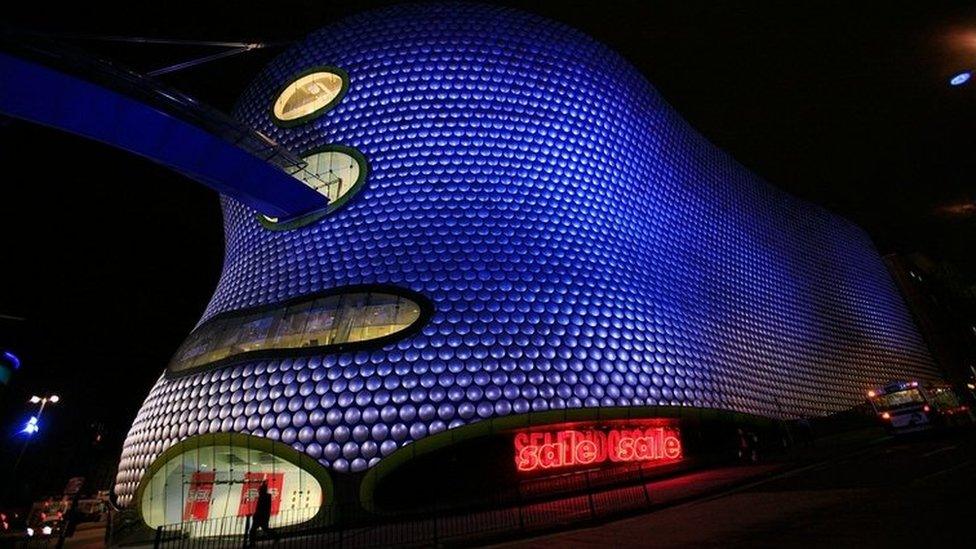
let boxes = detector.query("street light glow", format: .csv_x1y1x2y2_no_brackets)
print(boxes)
22,416,39,435
950,71,971,86
29,395,41,404
49,395,60,403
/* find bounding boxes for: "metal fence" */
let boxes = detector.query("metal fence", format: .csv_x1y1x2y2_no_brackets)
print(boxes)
152,460,705,549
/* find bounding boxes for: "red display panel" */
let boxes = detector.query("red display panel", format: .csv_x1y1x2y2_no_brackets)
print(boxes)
182,472,216,521
237,472,284,517
514,424,682,473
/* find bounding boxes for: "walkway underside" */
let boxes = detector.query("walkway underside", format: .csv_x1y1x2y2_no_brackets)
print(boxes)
0,33,327,221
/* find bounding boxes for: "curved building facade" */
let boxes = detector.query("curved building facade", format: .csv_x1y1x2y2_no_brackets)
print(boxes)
116,2,938,525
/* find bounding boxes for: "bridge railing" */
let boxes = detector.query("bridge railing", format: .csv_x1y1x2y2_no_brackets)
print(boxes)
0,28,333,202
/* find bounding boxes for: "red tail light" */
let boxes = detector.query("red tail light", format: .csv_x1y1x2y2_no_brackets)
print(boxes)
923,405,930,413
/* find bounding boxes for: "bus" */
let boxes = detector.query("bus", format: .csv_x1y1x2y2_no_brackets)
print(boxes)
866,381,972,434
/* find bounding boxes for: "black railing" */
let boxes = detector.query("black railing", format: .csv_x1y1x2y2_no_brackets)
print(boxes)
152,460,718,549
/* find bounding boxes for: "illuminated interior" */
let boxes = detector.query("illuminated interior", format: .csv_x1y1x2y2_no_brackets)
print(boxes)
272,71,344,122
140,438,323,532
169,291,423,374
295,149,363,205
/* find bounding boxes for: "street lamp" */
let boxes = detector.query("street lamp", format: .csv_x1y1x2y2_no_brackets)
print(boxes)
26,393,60,423
12,393,61,478
22,394,59,434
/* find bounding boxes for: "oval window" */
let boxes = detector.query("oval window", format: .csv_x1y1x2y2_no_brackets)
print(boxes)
139,435,327,533
272,68,347,124
168,288,428,375
260,145,368,230
298,149,362,206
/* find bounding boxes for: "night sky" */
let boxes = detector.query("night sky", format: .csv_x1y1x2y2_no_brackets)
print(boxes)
1,0,974,497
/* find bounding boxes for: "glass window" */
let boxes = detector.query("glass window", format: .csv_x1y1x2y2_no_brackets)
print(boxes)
169,290,425,374
297,149,362,204
261,146,368,230
272,70,345,122
874,388,924,411
140,437,324,534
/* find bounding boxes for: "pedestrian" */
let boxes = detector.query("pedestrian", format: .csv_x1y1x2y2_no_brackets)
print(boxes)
248,481,275,545
737,428,749,462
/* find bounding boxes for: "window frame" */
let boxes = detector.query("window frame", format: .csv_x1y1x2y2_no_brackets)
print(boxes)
135,432,335,530
258,144,369,231
165,285,433,378
270,66,349,127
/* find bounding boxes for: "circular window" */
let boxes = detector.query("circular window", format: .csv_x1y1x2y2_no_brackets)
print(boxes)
297,148,363,207
260,145,368,230
272,68,348,125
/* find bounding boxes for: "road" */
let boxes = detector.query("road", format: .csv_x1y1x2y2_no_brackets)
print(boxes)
504,428,976,548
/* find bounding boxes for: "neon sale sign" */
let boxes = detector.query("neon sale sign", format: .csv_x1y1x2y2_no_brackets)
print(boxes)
514,425,682,473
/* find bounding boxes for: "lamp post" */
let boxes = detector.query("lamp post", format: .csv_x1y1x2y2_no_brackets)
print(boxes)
27,394,60,418
12,394,60,479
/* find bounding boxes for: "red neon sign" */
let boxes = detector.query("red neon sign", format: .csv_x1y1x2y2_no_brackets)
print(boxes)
514,426,682,473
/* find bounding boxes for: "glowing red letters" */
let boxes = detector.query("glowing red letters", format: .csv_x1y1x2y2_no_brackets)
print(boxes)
514,426,682,472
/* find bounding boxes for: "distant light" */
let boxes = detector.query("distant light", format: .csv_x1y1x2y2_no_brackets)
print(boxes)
41,525,52,536
22,416,39,435
29,395,41,404
881,412,891,420
950,71,971,86
867,390,876,398
26,527,34,537
1,351,20,369
48,395,59,403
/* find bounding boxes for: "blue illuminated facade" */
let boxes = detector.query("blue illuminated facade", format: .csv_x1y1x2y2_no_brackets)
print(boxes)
117,3,938,506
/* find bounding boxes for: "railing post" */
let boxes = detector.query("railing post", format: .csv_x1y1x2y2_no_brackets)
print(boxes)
337,514,343,549
241,515,250,549
153,525,162,549
638,464,652,507
433,509,439,547
517,497,525,533
584,470,596,520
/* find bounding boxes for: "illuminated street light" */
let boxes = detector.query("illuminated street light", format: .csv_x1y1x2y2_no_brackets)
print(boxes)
28,394,59,408
20,394,59,436
12,393,61,476
950,71,971,86
22,416,39,435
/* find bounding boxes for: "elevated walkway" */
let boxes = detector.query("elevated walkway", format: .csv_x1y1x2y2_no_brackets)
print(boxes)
0,30,328,221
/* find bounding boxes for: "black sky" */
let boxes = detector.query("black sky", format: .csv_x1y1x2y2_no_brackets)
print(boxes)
1,0,974,495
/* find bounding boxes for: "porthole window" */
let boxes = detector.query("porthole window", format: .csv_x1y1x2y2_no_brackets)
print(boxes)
272,68,348,125
298,149,362,205
260,145,368,230
168,287,430,375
